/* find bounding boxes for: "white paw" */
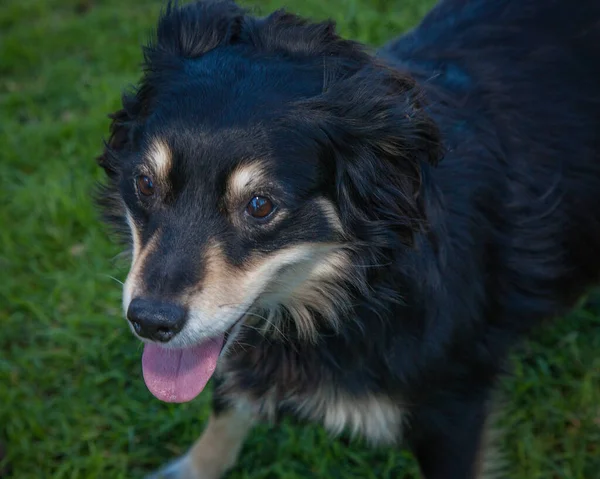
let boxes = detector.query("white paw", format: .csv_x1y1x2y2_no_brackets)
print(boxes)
145,456,206,479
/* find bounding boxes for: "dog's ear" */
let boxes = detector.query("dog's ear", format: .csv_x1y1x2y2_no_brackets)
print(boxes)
94,94,143,236
150,0,244,59
96,102,134,180
294,66,442,247
96,87,147,180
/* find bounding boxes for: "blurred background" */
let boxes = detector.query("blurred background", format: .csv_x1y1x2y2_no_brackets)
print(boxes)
1,0,599,477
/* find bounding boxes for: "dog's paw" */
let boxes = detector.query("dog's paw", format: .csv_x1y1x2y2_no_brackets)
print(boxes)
145,456,216,479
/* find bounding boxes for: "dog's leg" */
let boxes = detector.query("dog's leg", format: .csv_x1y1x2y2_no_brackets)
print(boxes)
407,392,504,479
146,395,255,479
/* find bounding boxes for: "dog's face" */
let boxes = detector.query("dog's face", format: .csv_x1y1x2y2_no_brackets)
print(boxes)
119,81,349,349
96,1,440,402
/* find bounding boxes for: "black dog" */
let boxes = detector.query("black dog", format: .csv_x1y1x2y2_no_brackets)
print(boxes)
96,0,600,477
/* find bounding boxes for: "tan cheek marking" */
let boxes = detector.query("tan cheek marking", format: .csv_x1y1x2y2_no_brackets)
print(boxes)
184,241,244,318
146,138,172,181
253,245,353,341
125,211,141,265
185,243,336,319
255,246,346,309
183,241,349,344
122,223,160,314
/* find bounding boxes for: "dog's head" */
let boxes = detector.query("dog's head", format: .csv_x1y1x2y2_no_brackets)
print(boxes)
96,0,441,402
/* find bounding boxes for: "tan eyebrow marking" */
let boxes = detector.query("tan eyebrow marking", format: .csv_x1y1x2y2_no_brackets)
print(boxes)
226,161,269,201
146,138,172,180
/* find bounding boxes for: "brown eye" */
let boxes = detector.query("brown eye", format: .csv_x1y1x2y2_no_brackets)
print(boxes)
246,196,274,219
136,175,155,196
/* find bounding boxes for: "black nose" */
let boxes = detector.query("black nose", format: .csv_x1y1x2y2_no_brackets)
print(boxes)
127,298,187,342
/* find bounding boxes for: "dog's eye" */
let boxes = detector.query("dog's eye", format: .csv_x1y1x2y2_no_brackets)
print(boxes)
136,175,155,197
246,196,274,219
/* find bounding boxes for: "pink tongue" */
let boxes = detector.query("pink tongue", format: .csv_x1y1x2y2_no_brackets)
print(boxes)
141,335,224,403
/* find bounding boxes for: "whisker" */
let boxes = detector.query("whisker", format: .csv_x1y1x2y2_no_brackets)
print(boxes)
100,274,124,286
216,305,274,324
212,304,290,343
353,262,393,268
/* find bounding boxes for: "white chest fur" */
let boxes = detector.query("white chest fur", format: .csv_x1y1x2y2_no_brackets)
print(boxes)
228,386,405,446
291,389,405,445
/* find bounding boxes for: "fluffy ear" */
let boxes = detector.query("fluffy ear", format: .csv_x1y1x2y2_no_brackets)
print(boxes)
94,98,139,239
94,86,148,240
152,0,244,58
294,65,442,247
95,104,134,180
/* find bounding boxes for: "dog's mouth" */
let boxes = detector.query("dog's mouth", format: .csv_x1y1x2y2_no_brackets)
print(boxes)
140,314,247,404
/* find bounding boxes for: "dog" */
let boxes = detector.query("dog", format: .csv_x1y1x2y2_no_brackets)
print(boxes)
95,0,600,477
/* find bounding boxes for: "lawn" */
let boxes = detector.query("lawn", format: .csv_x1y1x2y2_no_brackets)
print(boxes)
1,0,599,478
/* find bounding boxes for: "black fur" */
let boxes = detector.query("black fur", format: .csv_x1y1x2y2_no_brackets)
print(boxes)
97,1,600,477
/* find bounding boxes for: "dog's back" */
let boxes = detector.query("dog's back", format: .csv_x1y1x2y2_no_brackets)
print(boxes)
383,0,600,328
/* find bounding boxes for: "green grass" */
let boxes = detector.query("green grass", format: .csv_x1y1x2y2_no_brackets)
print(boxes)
1,0,599,477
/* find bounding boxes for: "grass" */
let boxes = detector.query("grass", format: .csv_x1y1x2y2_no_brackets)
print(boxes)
0,0,599,477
